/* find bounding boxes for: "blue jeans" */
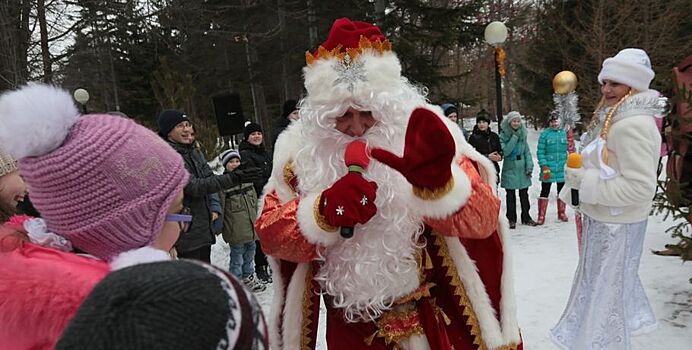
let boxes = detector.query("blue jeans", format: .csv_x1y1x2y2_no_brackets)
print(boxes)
229,241,256,279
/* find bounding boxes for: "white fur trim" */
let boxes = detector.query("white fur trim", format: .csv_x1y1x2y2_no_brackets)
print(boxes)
443,215,520,349
281,262,311,349
109,246,171,271
445,236,502,348
270,122,302,203
496,214,521,344
0,83,80,159
303,51,403,105
408,164,471,219
267,257,285,349
296,192,341,247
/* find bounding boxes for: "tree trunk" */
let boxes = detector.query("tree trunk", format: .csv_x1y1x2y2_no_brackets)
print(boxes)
306,0,318,48
37,0,52,83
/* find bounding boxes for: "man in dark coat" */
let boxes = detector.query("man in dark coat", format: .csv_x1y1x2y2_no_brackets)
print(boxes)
468,110,503,179
273,99,299,148
157,110,261,262
239,121,273,283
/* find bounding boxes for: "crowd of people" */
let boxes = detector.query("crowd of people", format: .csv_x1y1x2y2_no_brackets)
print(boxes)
443,106,570,229
0,16,671,350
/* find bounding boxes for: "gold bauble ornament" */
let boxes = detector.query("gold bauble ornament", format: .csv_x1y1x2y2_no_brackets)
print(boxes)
552,71,578,95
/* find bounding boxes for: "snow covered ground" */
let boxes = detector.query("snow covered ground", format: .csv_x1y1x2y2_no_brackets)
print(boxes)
211,126,691,349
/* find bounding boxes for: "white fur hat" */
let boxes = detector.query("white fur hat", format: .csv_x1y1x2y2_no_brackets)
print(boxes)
303,18,401,105
598,48,655,92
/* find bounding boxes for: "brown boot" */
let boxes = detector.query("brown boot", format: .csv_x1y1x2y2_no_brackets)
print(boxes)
537,197,548,225
557,199,569,222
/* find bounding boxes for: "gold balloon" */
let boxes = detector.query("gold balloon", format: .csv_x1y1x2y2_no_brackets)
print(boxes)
552,71,578,95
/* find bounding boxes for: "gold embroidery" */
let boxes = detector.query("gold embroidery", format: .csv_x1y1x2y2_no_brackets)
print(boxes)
395,282,435,305
283,161,297,193
432,232,519,350
364,306,424,349
301,264,314,349
313,195,338,232
412,177,455,200
305,35,392,66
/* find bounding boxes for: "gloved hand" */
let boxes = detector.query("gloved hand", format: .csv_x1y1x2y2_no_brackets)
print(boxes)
234,167,263,182
541,165,551,181
371,108,455,194
319,173,378,229
564,165,585,189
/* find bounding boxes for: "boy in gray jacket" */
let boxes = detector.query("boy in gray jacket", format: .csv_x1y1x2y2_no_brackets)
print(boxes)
219,149,265,292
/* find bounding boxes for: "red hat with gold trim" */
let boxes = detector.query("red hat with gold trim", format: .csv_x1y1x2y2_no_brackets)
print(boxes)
303,18,403,104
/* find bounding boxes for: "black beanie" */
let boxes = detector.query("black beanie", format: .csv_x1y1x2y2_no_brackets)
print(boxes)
243,122,263,140
476,109,491,124
157,109,189,138
281,99,298,119
444,105,458,117
476,114,491,124
56,260,268,350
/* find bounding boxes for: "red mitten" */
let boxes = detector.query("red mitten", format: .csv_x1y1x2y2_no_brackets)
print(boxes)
319,173,378,228
542,165,552,181
371,108,455,192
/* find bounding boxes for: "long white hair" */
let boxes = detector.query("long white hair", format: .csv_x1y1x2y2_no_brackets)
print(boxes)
294,79,431,322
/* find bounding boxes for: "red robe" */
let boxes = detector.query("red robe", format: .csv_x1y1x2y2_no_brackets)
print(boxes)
256,126,522,350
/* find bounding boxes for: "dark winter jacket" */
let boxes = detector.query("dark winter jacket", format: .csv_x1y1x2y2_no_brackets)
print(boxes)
168,141,241,253
191,148,223,233
238,140,272,197
273,116,291,149
468,126,502,175
220,181,258,246
499,119,534,190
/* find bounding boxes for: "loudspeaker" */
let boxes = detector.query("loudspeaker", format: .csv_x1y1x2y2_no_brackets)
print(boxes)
212,93,245,136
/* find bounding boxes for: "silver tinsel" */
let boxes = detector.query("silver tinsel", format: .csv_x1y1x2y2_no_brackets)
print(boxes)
552,92,581,130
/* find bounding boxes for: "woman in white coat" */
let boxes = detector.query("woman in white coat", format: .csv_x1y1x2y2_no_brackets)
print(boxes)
551,48,664,349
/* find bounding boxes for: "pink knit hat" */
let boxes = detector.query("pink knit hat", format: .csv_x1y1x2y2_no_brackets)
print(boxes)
0,83,188,260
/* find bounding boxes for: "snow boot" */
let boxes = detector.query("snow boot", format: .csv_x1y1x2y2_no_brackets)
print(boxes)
243,275,266,292
537,197,549,225
557,199,569,222
256,265,272,284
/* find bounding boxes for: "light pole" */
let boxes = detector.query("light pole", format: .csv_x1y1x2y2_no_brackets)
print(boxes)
73,88,90,114
484,21,508,127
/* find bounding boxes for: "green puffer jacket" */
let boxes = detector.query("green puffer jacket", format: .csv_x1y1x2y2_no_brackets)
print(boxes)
499,119,533,190
536,127,568,183
220,181,258,246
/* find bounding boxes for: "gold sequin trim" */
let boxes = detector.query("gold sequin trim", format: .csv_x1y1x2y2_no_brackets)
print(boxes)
305,35,392,66
301,264,314,349
283,160,297,193
412,177,455,200
432,232,519,350
313,195,338,232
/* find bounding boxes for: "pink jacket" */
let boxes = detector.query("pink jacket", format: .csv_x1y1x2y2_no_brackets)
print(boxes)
0,241,110,349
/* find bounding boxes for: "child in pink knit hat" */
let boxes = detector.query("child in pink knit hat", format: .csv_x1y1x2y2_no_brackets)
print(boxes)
0,83,192,349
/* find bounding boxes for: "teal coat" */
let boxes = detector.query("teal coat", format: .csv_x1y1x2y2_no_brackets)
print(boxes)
499,119,533,190
536,127,568,183
219,181,258,246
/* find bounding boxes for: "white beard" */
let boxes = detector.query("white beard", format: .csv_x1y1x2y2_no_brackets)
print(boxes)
293,85,430,322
